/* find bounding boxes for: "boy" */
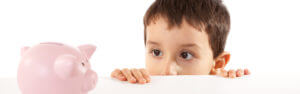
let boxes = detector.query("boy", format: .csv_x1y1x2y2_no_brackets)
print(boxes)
111,0,250,84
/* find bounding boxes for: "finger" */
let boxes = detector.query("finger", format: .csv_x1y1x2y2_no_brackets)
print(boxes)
111,69,126,81
244,69,250,75
140,68,151,83
236,69,244,77
111,69,120,78
214,69,222,76
219,69,228,77
131,69,146,84
228,69,236,78
121,68,136,83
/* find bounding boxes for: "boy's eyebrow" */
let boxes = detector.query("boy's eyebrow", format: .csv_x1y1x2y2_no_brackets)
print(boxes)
181,43,201,49
147,40,200,49
146,41,160,46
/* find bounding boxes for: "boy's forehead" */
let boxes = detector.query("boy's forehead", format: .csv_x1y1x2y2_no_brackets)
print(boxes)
145,15,205,32
146,17,211,49
146,17,195,31
146,16,203,33
146,16,169,31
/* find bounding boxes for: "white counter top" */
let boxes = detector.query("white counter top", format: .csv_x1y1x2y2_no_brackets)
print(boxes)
1,75,299,94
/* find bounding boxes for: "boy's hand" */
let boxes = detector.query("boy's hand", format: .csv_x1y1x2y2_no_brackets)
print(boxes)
214,68,250,78
111,68,151,84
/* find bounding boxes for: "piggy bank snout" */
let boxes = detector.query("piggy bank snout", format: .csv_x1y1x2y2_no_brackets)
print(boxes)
87,70,98,85
82,70,98,92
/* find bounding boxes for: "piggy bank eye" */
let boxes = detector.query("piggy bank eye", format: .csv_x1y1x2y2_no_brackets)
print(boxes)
81,61,85,66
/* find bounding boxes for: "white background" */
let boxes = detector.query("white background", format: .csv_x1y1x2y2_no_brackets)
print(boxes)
0,0,299,79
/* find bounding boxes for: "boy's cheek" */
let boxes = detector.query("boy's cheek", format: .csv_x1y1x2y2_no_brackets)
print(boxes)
146,66,163,75
179,59,214,75
145,58,161,75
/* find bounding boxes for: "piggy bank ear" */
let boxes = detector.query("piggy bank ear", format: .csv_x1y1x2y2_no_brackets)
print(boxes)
78,44,96,59
21,46,30,56
54,55,78,79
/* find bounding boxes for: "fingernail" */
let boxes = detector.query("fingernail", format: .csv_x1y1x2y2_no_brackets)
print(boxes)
131,78,136,82
139,79,146,84
146,78,151,82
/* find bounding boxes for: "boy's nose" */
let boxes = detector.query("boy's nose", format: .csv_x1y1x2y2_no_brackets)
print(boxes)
161,62,178,75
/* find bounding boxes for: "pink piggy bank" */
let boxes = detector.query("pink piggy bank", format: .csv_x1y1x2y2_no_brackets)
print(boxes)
17,42,98,94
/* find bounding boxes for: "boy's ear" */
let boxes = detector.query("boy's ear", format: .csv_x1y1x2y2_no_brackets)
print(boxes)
213,52,231,69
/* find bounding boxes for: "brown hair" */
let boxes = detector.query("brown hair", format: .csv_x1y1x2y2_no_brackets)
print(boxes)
143,0,230,59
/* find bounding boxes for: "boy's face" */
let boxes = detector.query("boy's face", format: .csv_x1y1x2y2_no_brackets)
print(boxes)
145,17,215,75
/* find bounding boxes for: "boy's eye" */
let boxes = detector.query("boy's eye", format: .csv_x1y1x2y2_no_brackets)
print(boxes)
152,49,162,57
180,52,192,60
